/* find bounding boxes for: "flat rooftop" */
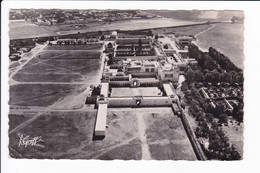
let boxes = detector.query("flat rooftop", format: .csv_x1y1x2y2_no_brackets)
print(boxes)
95,103,108,136
163,83,175,97
101,82,109,97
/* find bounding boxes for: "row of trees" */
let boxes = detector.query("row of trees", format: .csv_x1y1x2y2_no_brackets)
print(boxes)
189,44,242,73
209,47,241,72
189,44,220,71
184,66,243,85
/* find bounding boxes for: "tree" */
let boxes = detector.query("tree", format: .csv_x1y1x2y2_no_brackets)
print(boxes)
100,35,105,40
205,72,214,83
219,114,228,124
155,34,159,40
147,30,152,36
214,102,225,117
204,102,215,114
205,113,214,123
185,68,195,83
163,44,169,49
236,109,244,122
194,70,204,82
220,72,232,83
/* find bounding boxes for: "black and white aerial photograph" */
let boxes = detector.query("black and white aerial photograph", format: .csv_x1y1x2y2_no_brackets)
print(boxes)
3,1,260,173
6,6,246,161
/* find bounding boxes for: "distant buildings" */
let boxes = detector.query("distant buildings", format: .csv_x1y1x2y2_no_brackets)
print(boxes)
114,37,159,61
102,35,182,84
9,9,154,25
175,36,193,49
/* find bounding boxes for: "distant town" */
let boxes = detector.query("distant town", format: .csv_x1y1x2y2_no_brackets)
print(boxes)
8,9,244,161
10,9,157,25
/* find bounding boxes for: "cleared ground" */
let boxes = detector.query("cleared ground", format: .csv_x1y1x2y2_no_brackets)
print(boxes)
12,50,102,83
9,84,87,107
142,107,197,160
9,107,197,160
111,87,162,97
9,110,141,159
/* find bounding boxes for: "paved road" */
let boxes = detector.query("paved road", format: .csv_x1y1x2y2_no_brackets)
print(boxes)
9,43,48,83
195,24,216,38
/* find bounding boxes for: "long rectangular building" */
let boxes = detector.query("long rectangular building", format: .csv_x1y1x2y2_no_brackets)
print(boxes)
163,83,175,97
100,82,109,97
95,103,108,136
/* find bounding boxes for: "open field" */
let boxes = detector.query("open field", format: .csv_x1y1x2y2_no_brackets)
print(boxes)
9,110,141,159
141,107,197,160
196,23,244,69
9,113,36,130
43,44,102,51
12,50,102,83
8,108,196,160
9,84,87,107
221,118,244,156
9,20,58,40
111,87,162,97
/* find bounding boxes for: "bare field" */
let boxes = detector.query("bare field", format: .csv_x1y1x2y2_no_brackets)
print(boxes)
142,108,197,160
12,50,102,83
9,84,86,107
9,112,93,159
111,87,162,97
9,110,141,159
8,107,197,160
9,113,36,131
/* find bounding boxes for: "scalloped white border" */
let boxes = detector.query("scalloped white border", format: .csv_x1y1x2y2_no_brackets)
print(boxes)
2,1,260,173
